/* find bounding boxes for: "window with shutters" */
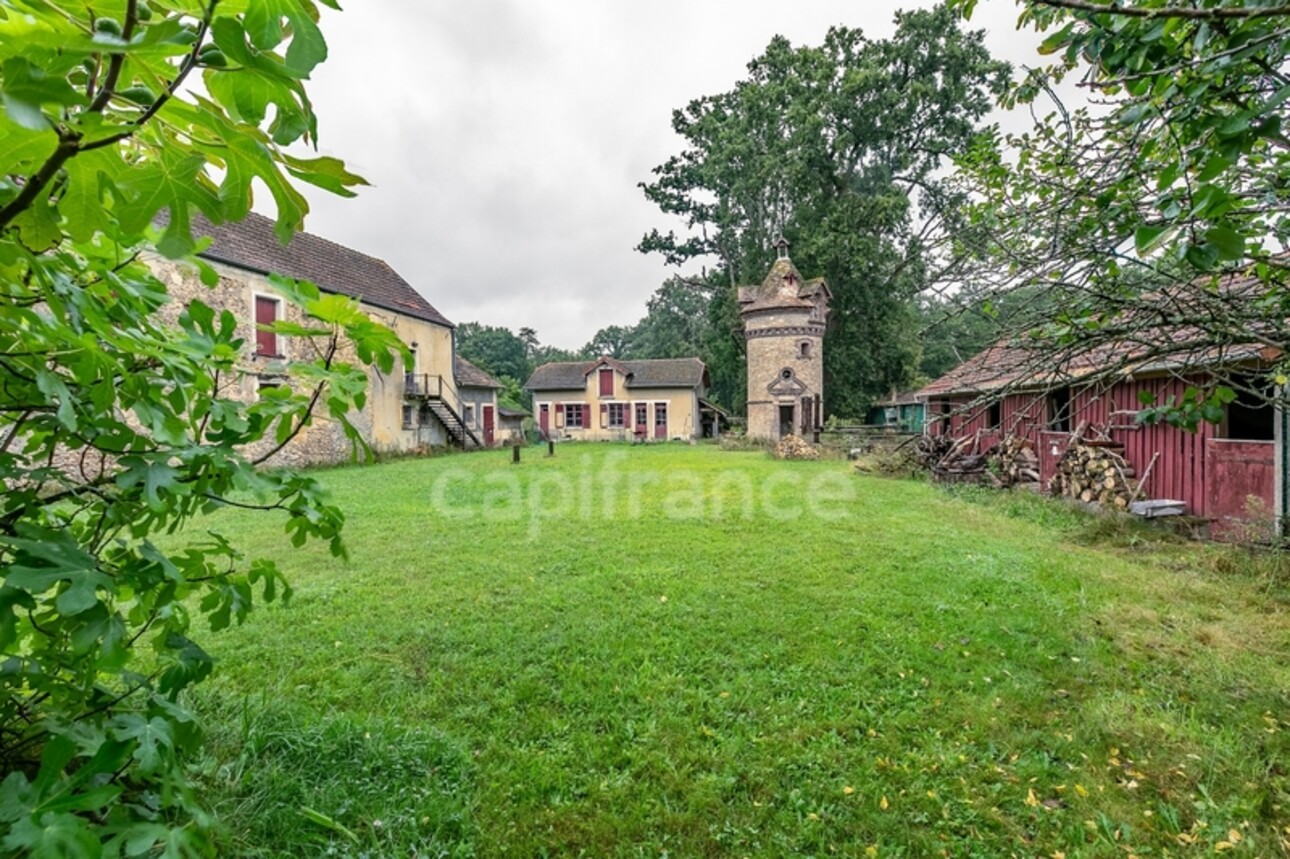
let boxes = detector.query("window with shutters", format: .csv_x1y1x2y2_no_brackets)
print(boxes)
598,368,614,397
607,403,626,428
254,294,283,358
565,403,585,428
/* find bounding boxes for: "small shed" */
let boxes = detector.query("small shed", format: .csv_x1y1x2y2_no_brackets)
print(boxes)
865,391,925,433
497,407,528,442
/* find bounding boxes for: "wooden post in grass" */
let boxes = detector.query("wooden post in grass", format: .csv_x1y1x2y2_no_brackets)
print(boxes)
512,444,520,465
547,439,555,457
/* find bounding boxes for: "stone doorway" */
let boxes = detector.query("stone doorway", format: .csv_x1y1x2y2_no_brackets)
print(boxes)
778,404,795,438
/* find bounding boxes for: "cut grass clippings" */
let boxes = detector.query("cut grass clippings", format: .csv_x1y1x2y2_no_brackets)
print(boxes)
186,444,1290,856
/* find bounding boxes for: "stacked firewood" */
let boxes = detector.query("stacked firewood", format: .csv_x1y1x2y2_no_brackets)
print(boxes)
915,432,994,482
1049,441,1137,508
994,436,1040,486
774,434,820,460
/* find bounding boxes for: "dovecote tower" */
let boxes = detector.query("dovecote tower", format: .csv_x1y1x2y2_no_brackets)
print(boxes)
738,238,831,440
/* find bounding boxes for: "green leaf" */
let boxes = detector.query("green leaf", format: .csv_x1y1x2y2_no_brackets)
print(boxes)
110,715,174,774
0,57,84,130
1204,225,1244,260
1134,224,1169,255
115,456,181,511
0,117,56,177
54,575,100,616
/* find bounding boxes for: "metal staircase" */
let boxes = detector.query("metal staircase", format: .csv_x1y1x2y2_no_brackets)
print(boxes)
405,374,480,449
426,398,480,449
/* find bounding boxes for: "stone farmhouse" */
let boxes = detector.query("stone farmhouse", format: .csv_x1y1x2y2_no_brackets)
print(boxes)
151,212,494,465
524,356,720,441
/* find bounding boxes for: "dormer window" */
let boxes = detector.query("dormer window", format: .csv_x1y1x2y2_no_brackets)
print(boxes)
598,368,614,397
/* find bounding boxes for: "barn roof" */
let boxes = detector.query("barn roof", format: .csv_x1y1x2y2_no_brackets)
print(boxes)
525,357,708,391
186,211,454,328
919,271,1281,399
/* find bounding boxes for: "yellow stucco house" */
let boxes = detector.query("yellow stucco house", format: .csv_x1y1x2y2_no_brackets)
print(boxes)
152,212,477,465
525,356,720,442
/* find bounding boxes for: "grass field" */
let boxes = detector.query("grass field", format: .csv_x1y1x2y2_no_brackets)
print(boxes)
188,444,1290,857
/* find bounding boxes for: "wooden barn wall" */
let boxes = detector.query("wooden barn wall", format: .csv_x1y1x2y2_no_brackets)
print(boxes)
926,376,1239,518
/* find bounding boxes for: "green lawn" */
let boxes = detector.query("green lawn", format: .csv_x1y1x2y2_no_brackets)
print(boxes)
190,444,1290,857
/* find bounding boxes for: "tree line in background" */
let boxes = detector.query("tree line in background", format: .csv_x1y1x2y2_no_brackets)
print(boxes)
471,0,1290,428
462,4,1013,420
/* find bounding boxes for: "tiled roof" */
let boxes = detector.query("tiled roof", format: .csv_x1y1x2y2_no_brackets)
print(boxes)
737,257,830,314
917,341,1043,397
186,211,453,328
525,357,708,391
455,356,503,389
919,272,1279,398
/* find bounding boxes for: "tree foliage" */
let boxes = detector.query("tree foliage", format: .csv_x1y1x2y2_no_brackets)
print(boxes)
455,322,530,382
0,0,399,852
641,6,1010,416
949,0,1290,422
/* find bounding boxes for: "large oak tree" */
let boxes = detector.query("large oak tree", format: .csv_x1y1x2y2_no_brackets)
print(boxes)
640,5,1009,416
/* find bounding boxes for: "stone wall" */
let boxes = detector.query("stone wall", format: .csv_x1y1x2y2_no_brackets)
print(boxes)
150,256,451,466
744,308,825,441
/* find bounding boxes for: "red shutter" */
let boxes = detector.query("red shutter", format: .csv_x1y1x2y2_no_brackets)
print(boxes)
599,368,613,396
255,296,278,357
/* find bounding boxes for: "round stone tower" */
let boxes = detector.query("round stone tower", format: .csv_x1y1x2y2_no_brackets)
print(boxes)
739,238,831,441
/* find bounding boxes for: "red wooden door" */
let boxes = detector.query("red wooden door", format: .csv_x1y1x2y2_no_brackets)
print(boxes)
654,402,668,439
539,404,549,436
1205,439,1275,537
482,405,495,446
634,403,648,440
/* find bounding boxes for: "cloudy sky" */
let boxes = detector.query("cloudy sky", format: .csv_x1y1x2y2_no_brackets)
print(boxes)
292,1,1046,350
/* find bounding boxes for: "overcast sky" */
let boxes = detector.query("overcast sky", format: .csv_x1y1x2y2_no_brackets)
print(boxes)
291,1,1046,350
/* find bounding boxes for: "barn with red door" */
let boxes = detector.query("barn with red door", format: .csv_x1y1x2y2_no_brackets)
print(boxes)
917,339,1288,537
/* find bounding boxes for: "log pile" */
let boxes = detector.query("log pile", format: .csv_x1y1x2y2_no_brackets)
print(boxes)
994,436,1040,487
914,432,995,483
1049,441,1137,508
774,434,820,460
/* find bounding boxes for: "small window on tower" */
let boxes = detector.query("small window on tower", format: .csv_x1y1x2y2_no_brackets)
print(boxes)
781,368,794,381
799,341,811,358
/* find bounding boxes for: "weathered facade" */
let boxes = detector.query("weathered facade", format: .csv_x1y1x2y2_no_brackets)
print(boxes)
525,357,709,442
153,212,474,465
919,340,1284,536
739,240,830,440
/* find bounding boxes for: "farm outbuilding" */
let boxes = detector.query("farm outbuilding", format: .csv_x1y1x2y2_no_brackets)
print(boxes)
865,391,926,434
918,339,1287,537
